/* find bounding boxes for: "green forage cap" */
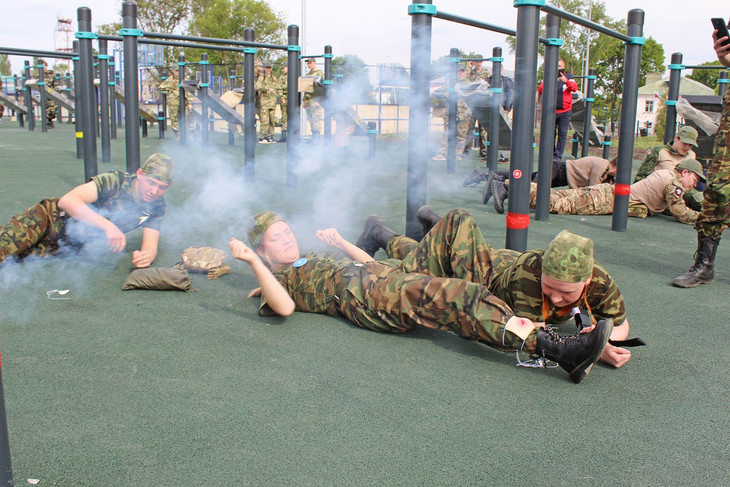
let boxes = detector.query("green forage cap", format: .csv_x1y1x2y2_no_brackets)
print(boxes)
676,158,706,183
676,125,698,147
248,211,284,249
140,153,174,184
542,230,594,283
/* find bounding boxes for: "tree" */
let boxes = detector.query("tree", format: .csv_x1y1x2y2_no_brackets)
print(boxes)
0,54,10,76
687,60,725,94
187,0,286,69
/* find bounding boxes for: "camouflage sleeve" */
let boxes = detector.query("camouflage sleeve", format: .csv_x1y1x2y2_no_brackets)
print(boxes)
633,146,662,182
664,180,699,224
587,262,627,324
91,171,123,204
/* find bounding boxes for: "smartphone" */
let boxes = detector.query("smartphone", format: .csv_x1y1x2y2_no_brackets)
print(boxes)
711,18,730,47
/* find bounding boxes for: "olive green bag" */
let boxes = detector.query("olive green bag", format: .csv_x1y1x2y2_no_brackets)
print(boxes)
122,267,192,292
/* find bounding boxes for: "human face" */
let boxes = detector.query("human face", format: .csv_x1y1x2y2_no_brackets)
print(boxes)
673,137,693,155
557,59,565,71
680,169,699,190
541,274,589,308
134,169,170,202
306,60,316,70
257,221,300,269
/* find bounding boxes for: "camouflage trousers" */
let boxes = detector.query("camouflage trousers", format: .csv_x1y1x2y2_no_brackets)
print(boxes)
46,101,57,122
259,105,276,136
305,101,323,134
0,104,4,118
696,90,730,239
167,96,180,131
438,109,471,155
339,209,538,353
0,198,68,263
529,182,649,218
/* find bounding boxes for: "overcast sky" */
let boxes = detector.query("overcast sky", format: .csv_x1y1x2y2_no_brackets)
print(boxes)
0,0,722,75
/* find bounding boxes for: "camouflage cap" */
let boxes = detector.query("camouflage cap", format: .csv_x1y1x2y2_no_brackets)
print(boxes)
542,230,594,283
247,211,285,249
140,153,174,184
677,158,706,183
676,126,698,147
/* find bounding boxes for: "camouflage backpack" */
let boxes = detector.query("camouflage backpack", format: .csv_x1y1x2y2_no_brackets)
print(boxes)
179,246,231,279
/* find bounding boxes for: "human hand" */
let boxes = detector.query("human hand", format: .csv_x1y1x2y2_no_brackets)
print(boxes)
229,237,257,263
315,228,346,250
131,249,154,268
104,225,126,253
713,30,730,66
600,343,632,368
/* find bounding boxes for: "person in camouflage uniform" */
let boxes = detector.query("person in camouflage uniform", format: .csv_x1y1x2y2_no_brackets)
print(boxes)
276,65,288,142
672,31,730,287
303,58,324,140
41,61,57,128
377,206,632,369
256,64,278,143
159,70,184,135
0,76,5,120
515,159,704,224
229,209,614,383
0,154,173,268
633,125,698,182
433,68,471,161
465,58,491,156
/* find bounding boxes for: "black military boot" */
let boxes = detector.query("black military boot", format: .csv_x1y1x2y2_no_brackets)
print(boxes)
462,168,486,187
492,178,508,214
355,215,397,257
416,205,441,235
671,235,720,288
536,319,613,383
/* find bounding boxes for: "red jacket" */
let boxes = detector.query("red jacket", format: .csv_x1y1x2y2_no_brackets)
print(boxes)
538,75,578,114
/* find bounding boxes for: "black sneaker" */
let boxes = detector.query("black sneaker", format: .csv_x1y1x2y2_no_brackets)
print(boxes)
462,168,486,187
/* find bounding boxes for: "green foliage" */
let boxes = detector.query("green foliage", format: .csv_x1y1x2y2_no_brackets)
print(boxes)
0,54,10,76
686,60,726,94
187,0,286,67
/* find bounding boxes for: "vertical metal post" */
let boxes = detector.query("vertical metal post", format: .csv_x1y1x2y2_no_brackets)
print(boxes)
14,75,24,128
487,47,503,173
121,1,141,173
286,25,301,188
506,0,542,251
571,132,579,157
612,9,644,232
718,70,728,96
602,134,612,160
406,0,433,239
160,74,167,139
72,42,83,158
23,61,34,131
77,7,98,180
98,39,111,162
446,47,459,173
200,53,210,147
323,45,333,140
178,55,187,145
535,13,560,221
663,52,682,144
64,73,73,124
368,121,377,158
243,30,255,181
37,63,48,133
0,353,14,487
109,63,118,139
581,67,595,157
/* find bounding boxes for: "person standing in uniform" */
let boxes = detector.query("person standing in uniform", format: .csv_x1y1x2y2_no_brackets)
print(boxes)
159,70,183,138
672,29,730,287
633,126,698,182
277,64,288,143
256,64,278,143
538,58,578,160
0,154,174,268
465,57,491,158
433,67,471,161
41,60,57,129
230,209,614,383
303,58,324,141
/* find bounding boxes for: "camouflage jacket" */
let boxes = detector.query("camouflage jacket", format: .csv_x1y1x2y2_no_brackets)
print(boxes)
255,74,278,107
633,142,696,182
159,76,179,101
303,68,324,103
488,249,627,325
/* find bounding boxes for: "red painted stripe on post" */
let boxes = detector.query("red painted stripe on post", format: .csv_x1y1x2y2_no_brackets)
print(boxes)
506,212,530,229
615,183,631,196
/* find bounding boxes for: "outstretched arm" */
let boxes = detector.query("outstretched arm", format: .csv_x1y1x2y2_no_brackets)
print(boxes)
229,238,295,316
315,228,374,262
58,181,126,253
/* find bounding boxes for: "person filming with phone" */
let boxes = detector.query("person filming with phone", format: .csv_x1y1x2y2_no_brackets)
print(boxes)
538,58,578,161
672,19,730,287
